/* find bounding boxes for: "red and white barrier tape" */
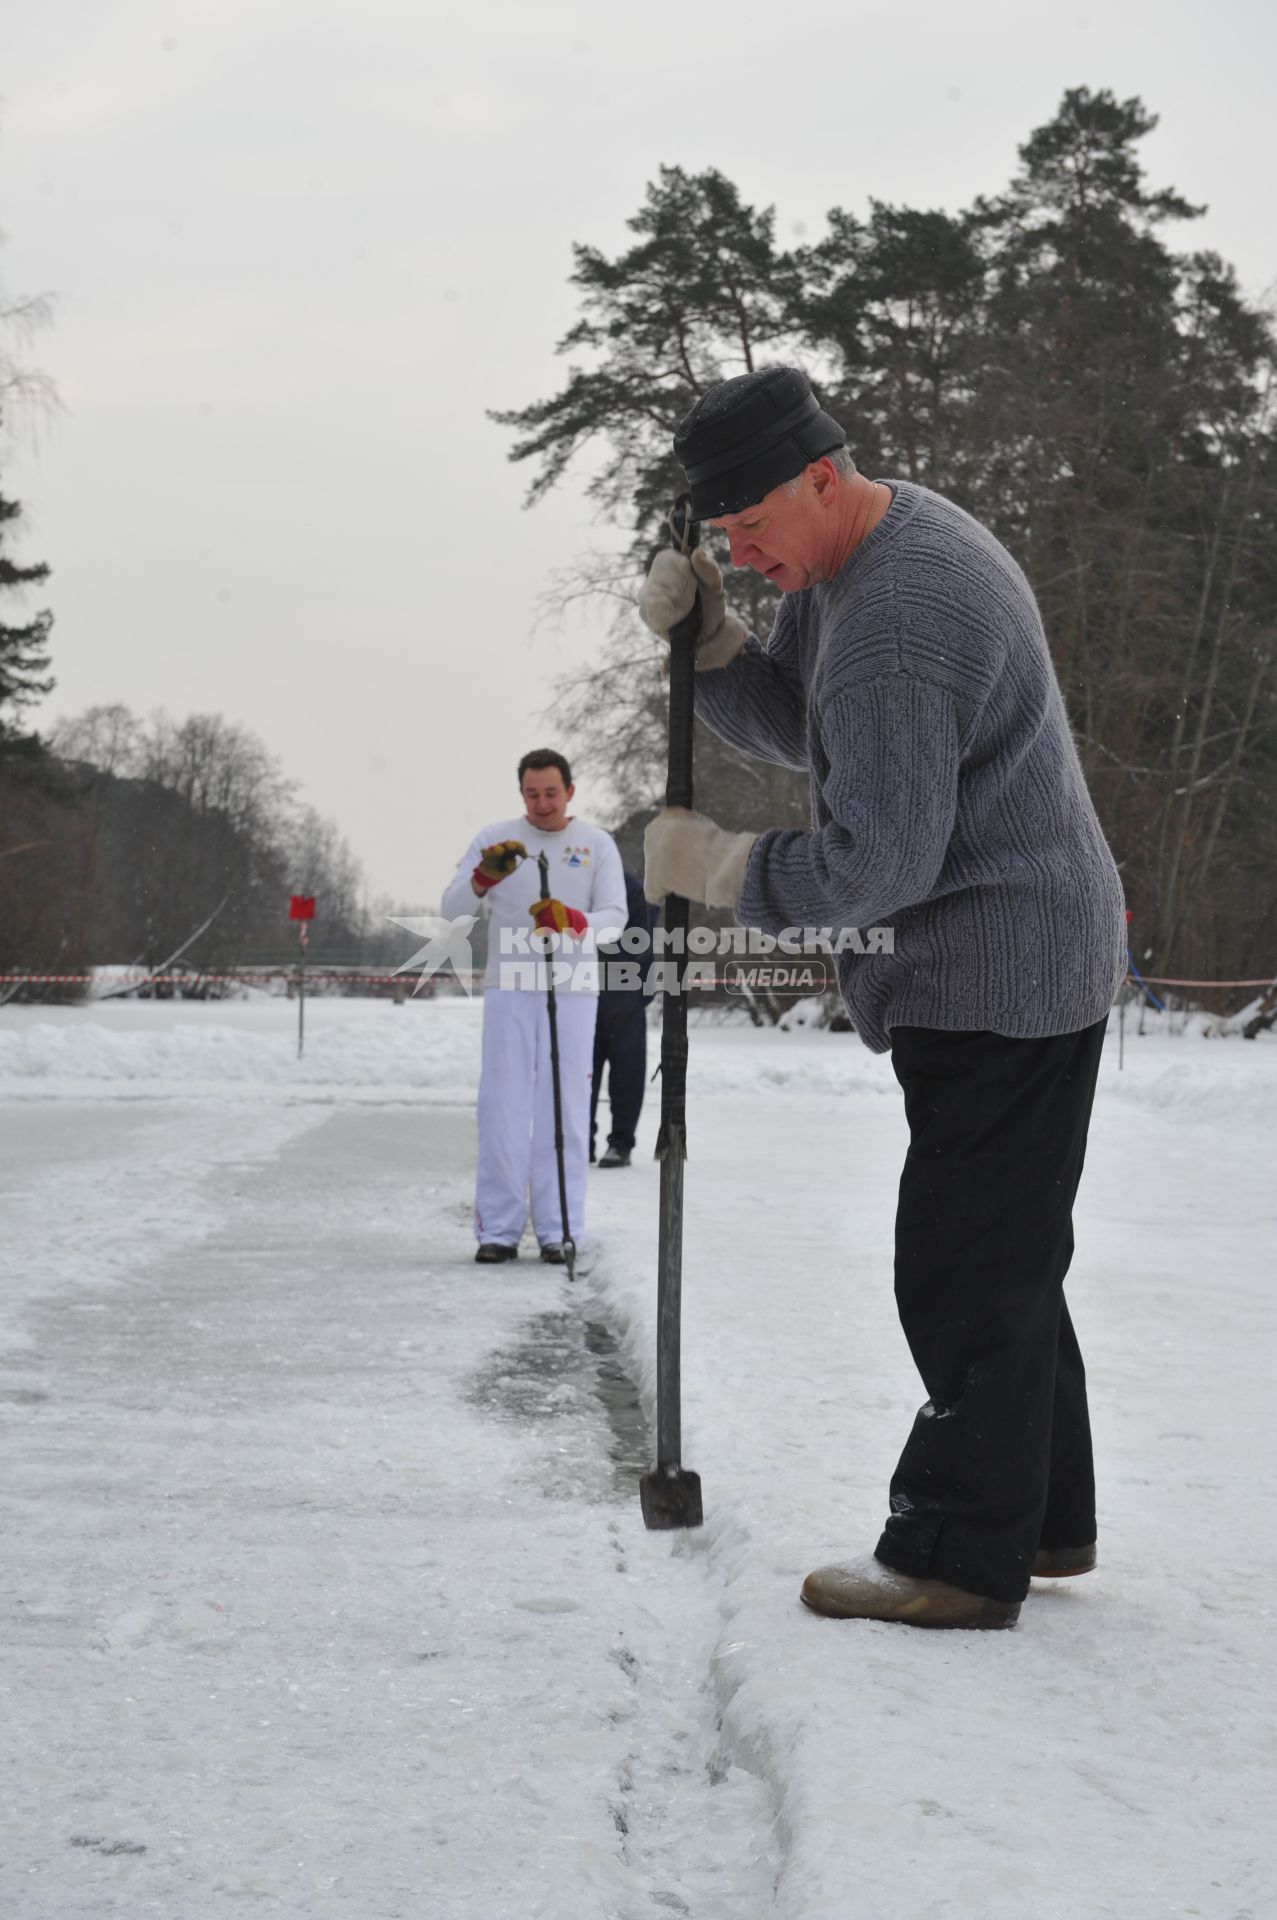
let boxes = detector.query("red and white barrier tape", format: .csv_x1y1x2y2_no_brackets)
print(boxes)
1124,974,1277,989
3,968,1274,992
0,971,483,986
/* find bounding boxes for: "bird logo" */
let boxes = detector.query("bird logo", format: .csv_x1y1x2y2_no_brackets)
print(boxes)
387,913,479,997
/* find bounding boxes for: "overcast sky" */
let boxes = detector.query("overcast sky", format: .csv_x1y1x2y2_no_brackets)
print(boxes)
3,0,1275,906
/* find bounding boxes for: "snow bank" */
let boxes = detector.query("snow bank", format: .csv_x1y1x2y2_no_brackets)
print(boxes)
14,995,1266,1113
0,999,899,1109
0,998,484,1104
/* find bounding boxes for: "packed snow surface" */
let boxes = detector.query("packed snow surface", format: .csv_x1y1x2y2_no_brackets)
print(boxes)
1,996,1273,1918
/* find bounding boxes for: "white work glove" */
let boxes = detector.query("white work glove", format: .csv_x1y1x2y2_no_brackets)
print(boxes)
638,549,747,671
643,807,758,909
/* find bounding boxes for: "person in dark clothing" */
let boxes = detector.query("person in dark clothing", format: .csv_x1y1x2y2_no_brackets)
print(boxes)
639,366,1124,1631
590,868,658,1169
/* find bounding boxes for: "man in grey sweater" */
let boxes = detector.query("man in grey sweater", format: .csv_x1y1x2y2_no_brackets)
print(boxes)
640,366,1125,1631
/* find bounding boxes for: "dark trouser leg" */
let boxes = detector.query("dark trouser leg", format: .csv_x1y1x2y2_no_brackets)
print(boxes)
603,1001,647,1153
1040,1289,1096,1551
875,1020,1106,1603
589,1001,608,1156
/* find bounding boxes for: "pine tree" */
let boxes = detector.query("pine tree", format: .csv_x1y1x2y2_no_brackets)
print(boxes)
489,165,805,561
0,486,54,758
959,90,1277,963
794,201,986,494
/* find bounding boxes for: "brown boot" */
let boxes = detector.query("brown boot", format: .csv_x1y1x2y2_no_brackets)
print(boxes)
1032,1543,1097,1578
800,1556,1020,1630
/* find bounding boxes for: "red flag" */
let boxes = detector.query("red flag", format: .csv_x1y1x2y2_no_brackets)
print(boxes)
289,895,316,920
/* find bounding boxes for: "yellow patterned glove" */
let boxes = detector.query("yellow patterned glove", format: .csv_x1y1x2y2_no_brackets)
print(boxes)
530,898,588,938
472,839,528,892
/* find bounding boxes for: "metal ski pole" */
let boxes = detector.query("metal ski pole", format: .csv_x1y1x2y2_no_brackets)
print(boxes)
640,495,704,1532
535,852,577,1284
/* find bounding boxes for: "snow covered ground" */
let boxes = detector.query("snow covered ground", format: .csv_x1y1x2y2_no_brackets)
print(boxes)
1,995,1273,1919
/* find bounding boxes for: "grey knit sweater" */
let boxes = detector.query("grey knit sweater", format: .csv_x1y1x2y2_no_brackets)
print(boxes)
695,479,1126,1054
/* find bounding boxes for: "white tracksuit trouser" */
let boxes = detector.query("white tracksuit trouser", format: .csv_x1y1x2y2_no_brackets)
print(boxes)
474,987,597,1249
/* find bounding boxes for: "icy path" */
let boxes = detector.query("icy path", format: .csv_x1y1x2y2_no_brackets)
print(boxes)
1,1092,778,1919
3,999,1275,1918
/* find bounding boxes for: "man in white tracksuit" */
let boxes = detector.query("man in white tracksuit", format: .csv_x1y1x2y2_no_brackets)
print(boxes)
441,748,627,1265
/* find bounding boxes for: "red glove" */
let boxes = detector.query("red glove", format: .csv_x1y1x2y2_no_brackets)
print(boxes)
530,898,588,938
471,839,527,893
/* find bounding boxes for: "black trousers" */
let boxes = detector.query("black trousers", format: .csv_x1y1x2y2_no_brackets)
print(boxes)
590,994,648,1155
874,1019,1106,1603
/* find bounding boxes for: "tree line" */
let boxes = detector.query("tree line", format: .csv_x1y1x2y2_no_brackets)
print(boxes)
0,267,390,993
495,88,1277,988
0,700,370,992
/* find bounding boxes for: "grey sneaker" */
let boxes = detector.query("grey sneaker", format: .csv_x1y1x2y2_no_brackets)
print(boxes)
800,1556,1020,1630
474,1243,518,1265
1032,1543,1097,1578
